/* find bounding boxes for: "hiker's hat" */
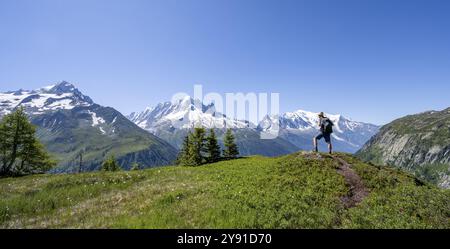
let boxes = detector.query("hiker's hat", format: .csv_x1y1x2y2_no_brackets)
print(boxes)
318,112,325,117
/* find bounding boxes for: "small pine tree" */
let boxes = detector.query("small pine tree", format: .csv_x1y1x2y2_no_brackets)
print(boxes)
0,107,55,176
189,127,206,166
206,129,221,163
101,155,121,171
176,133,193,166
223,129,239,159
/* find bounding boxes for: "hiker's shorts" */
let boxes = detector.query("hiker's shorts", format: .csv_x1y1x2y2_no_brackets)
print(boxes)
315,132,331,143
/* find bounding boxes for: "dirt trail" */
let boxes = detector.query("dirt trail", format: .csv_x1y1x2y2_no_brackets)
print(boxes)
332,156,369,208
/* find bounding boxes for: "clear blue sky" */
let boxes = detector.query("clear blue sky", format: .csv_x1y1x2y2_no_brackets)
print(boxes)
1,0,449,125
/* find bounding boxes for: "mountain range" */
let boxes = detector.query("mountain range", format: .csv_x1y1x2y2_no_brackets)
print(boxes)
258,110,379,153
128,96,379,154
1,81,379,172
0,81,177,172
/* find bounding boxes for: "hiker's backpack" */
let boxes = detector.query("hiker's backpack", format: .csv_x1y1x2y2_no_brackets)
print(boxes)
323,118,334,134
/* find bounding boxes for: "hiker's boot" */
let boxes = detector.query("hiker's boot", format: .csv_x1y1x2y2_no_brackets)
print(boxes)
314,147,318,153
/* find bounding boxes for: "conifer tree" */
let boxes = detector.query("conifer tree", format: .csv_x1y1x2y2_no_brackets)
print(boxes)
176,132,195,166
206,129,221,163
188,127,206,166
223,128,239,159
0,107,55,176
101,155,121,171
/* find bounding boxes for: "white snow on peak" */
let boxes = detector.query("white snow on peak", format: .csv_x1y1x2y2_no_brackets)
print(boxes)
0,82,93,117
129,97,250,131
129,99,378,136
259,108,378,136
128,99,379,152
284,109,340,126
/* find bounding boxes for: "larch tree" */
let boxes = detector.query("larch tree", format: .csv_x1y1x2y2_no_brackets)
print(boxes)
0,107,55,177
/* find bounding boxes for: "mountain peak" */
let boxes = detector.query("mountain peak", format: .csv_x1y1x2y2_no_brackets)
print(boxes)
172,96,203,108
0,82,94,117
43,81,77,94
129,97,250,130
56,80,75,87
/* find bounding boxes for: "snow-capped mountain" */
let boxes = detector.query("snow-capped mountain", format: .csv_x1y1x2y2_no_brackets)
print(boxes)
129,99,379,154
0,81,379,169
0,81,93,117
128,96,252,132
128,97,298,156
259,110,379,152
0,82,177,172
0,81,112,137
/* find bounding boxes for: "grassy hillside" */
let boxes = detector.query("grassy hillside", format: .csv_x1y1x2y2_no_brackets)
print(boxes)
0,152,448,228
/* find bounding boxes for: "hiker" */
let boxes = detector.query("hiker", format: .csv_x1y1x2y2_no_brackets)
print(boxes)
313,112,334,154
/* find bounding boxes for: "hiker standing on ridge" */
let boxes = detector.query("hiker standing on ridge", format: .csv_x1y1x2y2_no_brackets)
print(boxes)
313,112,334,154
